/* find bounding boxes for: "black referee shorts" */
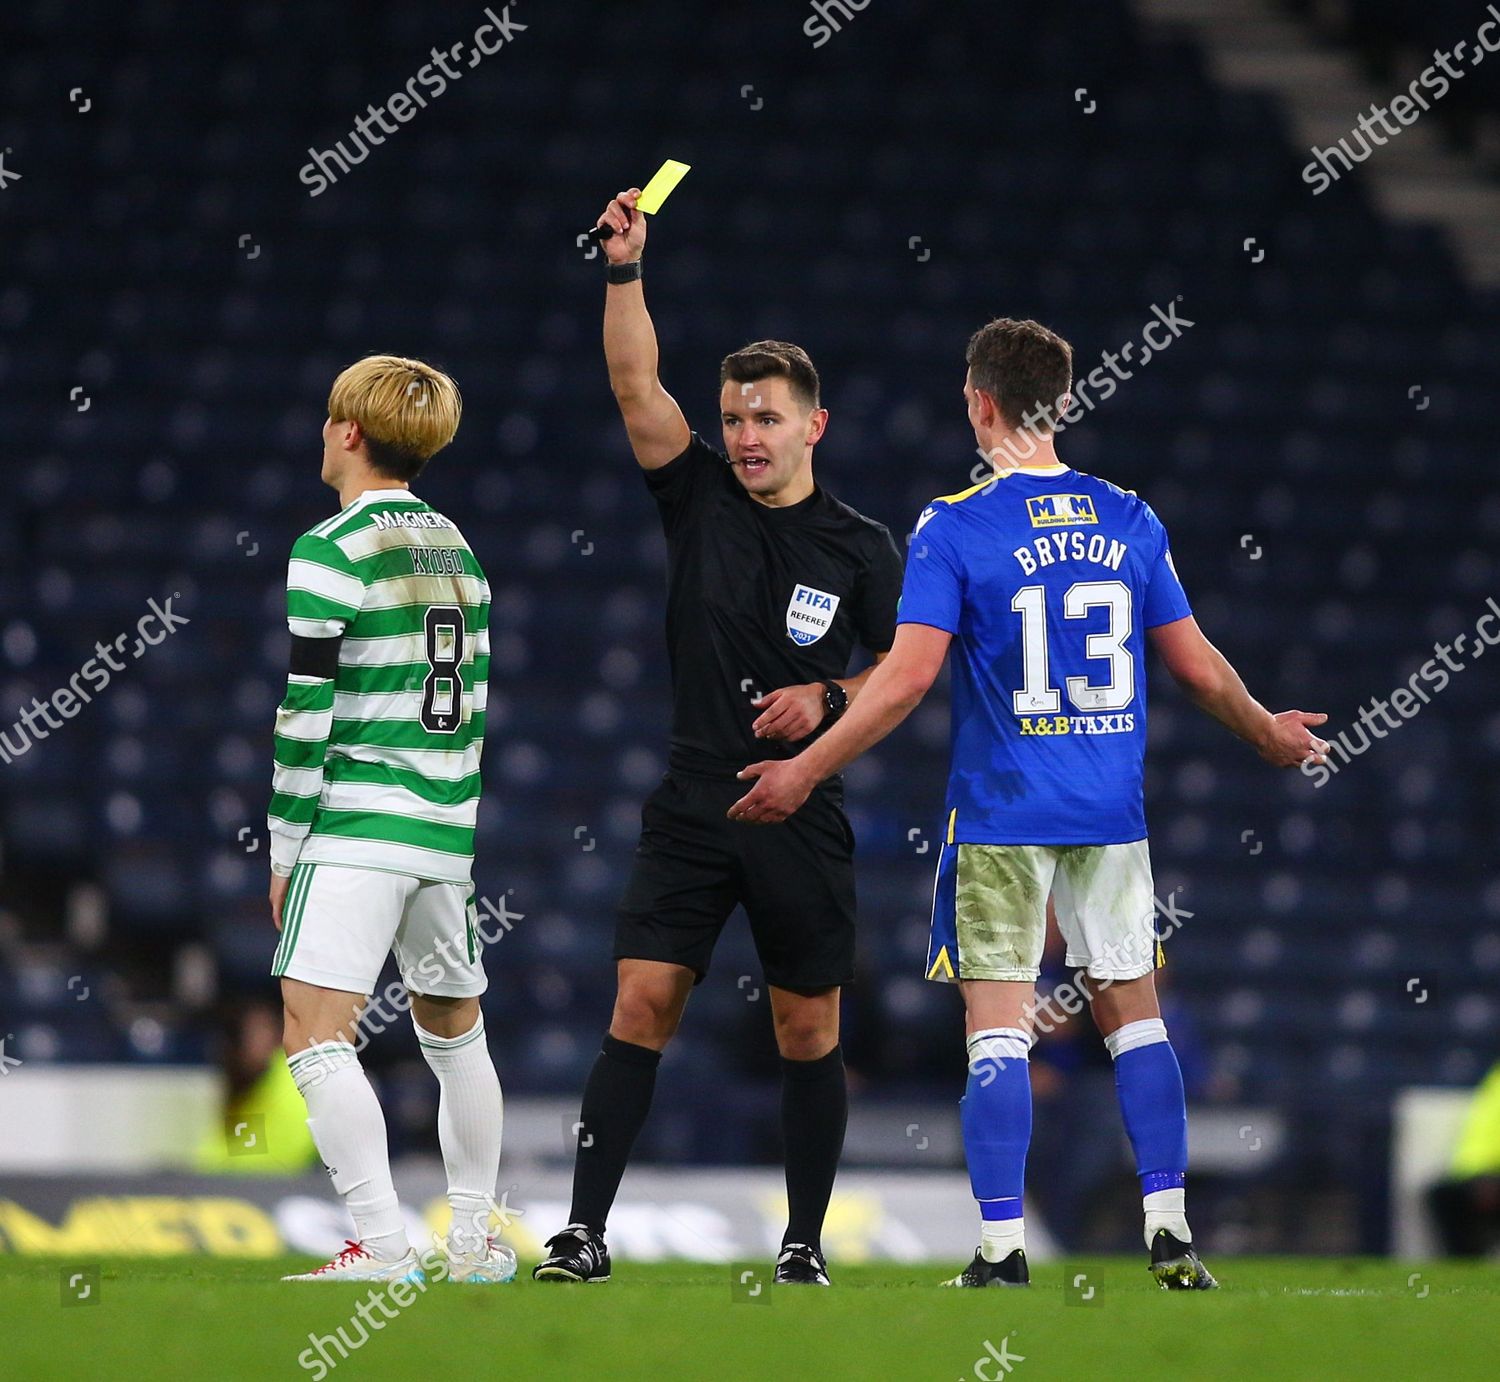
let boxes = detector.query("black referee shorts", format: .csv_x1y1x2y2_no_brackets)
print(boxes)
614,771,857,992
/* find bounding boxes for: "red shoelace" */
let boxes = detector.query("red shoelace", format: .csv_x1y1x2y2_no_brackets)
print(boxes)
312,1241,371,1274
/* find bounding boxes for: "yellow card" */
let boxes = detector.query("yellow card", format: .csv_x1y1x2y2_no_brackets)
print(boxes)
635,159,692,215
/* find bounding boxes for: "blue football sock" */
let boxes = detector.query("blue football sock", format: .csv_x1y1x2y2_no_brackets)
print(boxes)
960,1027,1032,1248
1105,1018,1188,1206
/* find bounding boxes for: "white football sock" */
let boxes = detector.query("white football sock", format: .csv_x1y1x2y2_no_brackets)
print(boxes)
288,1041,411,1262
415,1012,503,1256
980,1215,1026,1262
1143,1187,1191,1249
1103,1017,1168,1059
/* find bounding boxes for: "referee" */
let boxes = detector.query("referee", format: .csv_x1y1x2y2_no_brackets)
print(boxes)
532,188,904,1286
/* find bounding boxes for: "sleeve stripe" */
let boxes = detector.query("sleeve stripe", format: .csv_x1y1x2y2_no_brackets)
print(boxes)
277,682,335,713
289,615,351,639
268,790,320,825
274,738,332,770
288,556,366,610
271,763,326,795
288,589,361,623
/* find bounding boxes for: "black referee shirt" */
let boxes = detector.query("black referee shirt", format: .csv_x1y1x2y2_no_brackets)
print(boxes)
643,432,904,785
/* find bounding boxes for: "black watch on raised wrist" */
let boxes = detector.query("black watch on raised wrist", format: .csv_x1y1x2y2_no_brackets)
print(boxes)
820,680,849,723
606,259,643,284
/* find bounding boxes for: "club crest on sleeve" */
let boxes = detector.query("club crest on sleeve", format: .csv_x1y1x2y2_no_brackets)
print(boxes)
786,583,840,646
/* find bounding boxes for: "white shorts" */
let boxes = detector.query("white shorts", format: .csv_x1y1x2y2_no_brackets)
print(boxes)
271,862,487,997
925,838,1159,983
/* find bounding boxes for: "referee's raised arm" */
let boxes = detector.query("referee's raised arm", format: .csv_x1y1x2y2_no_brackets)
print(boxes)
596,187,691,469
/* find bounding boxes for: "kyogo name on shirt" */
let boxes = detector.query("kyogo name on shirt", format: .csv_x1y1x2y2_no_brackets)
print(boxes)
1017,712,1137,736
410,546,466,576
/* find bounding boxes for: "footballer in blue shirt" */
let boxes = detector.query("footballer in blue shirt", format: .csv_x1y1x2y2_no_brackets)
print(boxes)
729,317,1329,1290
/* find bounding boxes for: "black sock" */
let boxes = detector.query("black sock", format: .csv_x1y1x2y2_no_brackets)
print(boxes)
567,1033,662,1235
780,1044,848,1251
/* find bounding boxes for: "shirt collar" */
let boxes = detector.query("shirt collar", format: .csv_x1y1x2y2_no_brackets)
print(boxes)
343,487,418,510
997,464,1071,478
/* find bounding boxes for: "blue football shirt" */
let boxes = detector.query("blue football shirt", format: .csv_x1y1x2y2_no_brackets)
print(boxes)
898,465,1191,845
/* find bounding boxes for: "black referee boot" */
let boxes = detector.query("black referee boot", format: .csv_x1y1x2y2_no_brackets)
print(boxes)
532,1224,611,1283
774,1242,830,1285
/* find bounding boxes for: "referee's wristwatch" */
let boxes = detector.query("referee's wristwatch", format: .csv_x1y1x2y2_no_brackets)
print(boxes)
819,679,849,724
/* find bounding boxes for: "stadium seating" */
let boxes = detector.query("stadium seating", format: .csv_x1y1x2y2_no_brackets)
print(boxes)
2,0,1495,1187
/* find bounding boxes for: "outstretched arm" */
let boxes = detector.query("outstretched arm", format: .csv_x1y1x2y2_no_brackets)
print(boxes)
728,624,952,823
1148,615,1328,767
597,187,691,469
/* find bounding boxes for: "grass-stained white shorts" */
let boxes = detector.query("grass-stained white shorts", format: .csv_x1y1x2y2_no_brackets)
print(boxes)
271,861,486,997
925,838,1159,983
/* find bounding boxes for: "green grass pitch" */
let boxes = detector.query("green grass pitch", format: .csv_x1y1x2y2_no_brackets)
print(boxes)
3,1256,1495,1380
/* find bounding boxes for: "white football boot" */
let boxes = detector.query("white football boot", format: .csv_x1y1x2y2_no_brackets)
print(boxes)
444,1235,518,1284
281,1240,425,1284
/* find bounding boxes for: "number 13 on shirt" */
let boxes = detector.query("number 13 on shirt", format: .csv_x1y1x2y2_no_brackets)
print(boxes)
1011,580,1135,716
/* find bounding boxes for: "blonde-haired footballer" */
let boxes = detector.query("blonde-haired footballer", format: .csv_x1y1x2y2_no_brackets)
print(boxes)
269,355,512,1284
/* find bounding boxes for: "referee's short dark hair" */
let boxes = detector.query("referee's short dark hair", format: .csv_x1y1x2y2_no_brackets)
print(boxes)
965,318,1073,432
720,340,821,411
